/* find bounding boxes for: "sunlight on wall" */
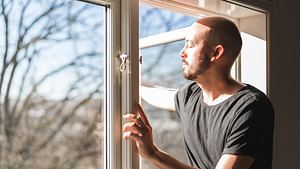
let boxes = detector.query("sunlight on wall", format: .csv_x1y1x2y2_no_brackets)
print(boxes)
241,32,266,93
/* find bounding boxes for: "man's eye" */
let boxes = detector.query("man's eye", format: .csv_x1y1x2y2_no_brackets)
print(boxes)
187,42,193,47
185,40,193,48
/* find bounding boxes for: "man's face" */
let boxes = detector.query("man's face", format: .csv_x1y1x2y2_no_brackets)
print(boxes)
180,23,212,80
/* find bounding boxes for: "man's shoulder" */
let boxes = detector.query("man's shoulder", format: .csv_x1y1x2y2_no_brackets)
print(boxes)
175,82,201,106
239,85,271,105
174,82,200,114
177,81,200,96
233,84,274,115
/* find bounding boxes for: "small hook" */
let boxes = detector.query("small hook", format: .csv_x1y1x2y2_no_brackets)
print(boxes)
120,54,127,72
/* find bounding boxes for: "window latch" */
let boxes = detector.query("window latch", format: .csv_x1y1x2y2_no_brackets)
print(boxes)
139,55,143,64
120,54,128,72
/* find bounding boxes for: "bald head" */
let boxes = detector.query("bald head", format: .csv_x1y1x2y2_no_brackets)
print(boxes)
195,17,242,60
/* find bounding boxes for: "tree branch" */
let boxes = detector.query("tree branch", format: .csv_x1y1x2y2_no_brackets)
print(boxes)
20,0,64,42
0,0,10,97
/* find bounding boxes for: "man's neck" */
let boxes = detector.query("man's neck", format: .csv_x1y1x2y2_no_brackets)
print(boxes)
195,75,245,106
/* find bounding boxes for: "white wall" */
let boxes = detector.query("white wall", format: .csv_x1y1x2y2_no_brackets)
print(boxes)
239,14,267,93
240,14,266,40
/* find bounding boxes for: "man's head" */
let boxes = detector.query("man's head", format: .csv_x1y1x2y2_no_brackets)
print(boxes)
180,17,242,80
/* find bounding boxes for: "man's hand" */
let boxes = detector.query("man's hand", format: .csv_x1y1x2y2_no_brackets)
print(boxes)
123,104,158,159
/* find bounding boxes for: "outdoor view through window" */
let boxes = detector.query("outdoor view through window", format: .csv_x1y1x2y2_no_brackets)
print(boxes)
0,0,104,168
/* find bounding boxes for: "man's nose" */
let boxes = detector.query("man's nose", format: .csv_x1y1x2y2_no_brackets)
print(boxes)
180,48,187,59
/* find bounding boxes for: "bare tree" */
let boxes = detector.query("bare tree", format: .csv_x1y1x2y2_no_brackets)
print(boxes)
0,0,104,169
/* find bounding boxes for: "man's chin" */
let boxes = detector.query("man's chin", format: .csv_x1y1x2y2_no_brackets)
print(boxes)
183,72,197,81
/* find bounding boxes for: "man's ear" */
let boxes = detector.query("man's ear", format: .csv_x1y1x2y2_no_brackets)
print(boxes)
211,45,224,62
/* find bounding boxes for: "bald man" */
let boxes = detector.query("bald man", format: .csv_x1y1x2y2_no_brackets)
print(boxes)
123,17,274,169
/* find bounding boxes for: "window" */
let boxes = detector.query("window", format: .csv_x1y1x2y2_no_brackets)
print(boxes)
0,0,107,168
0,0,268,168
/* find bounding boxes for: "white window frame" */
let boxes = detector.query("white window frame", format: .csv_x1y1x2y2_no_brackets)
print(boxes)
80,0,139,169
120,0,140,169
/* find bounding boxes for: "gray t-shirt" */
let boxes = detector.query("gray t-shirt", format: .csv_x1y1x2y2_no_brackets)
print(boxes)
175,82,274,169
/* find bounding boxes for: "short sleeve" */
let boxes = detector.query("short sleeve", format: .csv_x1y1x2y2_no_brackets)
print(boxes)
174,90,182,119
222,100,274,158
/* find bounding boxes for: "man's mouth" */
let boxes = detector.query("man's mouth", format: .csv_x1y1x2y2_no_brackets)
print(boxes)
182,59,188,66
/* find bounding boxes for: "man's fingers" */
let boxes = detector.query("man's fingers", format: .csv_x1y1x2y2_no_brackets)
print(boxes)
123,122,145,136
123,114,146,129
123,113,136,119
123,132,143,144
123,103,150,127
136,104,151,126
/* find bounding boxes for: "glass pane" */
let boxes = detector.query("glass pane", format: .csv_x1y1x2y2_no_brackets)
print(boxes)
0,1,104,169
139,5,196,169
140,4,195,38
140,41,188,169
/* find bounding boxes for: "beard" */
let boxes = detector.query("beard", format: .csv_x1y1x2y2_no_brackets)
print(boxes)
182,55,211,80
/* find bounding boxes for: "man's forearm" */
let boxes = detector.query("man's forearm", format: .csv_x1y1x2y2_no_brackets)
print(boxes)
148,149,199,169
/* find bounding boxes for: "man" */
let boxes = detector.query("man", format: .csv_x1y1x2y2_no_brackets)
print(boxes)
123,17,274,169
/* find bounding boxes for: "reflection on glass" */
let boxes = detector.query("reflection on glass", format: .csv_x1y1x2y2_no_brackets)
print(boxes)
0,1,104,168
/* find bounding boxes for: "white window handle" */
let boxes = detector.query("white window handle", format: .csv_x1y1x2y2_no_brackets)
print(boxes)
120,54,128,72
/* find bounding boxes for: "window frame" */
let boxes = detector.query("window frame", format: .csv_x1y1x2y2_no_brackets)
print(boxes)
120,0,140,169
81,1,272,169
78,0,123,169
81,1,140,169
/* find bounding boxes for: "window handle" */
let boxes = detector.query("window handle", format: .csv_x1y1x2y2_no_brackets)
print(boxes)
120,54,128,72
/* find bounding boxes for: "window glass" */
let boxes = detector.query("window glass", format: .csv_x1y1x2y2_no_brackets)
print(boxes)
140,4,195,38
0,0,104,168
139,5,196,169
140,41,188,168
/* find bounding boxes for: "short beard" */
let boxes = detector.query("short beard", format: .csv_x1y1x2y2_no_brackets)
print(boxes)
183,55,211,80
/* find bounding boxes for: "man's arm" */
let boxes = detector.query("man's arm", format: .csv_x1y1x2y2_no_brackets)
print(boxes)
148,152,254,169
123,104,255,169
216,154,254,169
